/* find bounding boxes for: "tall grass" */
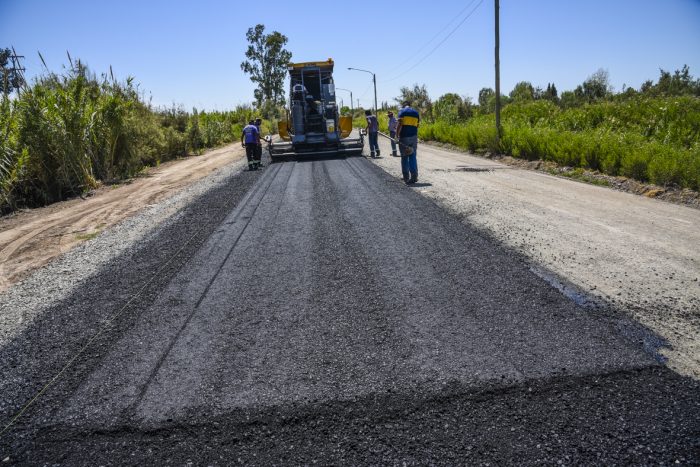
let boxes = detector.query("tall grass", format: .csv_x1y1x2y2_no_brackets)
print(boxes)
419,98,700,190
0,61,260,213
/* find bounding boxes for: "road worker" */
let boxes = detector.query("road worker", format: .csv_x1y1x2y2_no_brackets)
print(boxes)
388,111,398,156
254,117,263,168
396,100,420,184
365,109,380,158
241,119,261,171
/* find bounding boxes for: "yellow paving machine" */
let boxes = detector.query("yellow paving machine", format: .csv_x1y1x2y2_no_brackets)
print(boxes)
268,59,364,160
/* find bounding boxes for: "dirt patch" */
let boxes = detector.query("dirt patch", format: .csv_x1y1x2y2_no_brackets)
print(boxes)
0,144,244,292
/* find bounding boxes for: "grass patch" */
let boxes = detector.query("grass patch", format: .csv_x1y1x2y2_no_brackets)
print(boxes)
75,231,99,241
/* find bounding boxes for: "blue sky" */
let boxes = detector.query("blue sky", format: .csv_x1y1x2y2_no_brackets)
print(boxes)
1,0,699,110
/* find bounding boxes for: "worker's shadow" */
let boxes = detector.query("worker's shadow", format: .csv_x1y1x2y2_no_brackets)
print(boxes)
407,182,432,188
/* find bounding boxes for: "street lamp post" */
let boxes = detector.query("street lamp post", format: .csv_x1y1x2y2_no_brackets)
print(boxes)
347,67,377,116
336,87,353,115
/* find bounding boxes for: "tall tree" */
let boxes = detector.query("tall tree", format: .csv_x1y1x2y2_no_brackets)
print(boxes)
240,25,292,118
509,81,535,102
396,84,432,118
478,87,496,113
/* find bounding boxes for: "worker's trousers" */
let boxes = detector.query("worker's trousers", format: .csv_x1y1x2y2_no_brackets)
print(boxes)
245,144,258,170
389,130,397,155
368,131,379,157
399,135,418,182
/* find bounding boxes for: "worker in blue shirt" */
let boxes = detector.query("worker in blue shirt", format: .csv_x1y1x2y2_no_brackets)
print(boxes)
365,109,380,158
396,101,420,184
241,120,260,171
388,111,398,156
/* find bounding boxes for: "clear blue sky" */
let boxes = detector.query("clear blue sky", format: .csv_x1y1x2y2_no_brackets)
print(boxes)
1,0,699,110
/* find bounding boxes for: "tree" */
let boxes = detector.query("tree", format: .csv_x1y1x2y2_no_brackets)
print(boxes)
0,47,24,94
539,83,558,102
652,65,700,96
478,87,495,109
509,81,535,102
240,24,292,118
433,93,473,123
581,68,611,101
559,90,579,109
396,83,432,118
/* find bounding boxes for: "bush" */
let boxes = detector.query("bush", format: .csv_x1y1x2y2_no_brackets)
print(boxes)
0,61,254,213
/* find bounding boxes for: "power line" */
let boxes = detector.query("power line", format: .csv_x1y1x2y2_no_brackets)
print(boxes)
381,0,484,84
384,0,480,76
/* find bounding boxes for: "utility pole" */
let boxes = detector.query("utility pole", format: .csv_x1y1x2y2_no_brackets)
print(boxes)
2,47,25,97
372,73,377,116
336,87,354,115
494,0,501,148
348,67,377,115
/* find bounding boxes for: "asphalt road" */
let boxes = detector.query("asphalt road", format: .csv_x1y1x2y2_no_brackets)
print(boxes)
1,154,699,464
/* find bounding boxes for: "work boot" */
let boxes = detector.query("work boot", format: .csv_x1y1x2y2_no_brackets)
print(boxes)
392,151,398,157
402,173,410,184
370,152,376,158
376,149,381,157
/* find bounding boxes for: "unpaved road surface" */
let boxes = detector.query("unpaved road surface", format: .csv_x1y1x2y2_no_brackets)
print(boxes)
1,152,698,464
373,137,700,379
0,144,244,292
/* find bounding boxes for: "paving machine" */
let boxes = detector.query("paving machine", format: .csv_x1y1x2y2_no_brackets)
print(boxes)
269,59,364,160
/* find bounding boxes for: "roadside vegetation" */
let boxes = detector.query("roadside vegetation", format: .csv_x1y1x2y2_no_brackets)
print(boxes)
0,58,268,214
358,66,700,190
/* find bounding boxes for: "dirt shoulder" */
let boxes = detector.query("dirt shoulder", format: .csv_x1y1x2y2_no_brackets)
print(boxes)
0,144,244,292
372,137,700,379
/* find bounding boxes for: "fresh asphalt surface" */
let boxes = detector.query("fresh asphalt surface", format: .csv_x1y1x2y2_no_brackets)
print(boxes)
1,152,699,464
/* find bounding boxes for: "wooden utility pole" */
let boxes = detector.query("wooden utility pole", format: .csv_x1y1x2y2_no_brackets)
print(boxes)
2,47,25,97
494,0,501,148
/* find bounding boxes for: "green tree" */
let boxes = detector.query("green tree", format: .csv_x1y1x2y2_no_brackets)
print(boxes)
433,93,473,123
539,83,558,102
653,65,699,96
240,24,292,118
0,47,25,94
559,90,579,109
509,81,535,102
396,83,432,119
581,68,611,101
478,87,495,110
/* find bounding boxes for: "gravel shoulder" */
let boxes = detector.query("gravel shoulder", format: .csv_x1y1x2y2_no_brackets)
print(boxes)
372,137,700,379
0,144,244,292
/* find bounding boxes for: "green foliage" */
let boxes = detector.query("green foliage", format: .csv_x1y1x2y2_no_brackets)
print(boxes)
420,96,700,190
433,93,473,124
396,84,432,119
0,60,252,213
509,81,535,102
240,24,292,117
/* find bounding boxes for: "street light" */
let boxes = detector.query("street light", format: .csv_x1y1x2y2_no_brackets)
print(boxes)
336,87,353,115
347,67,377,116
